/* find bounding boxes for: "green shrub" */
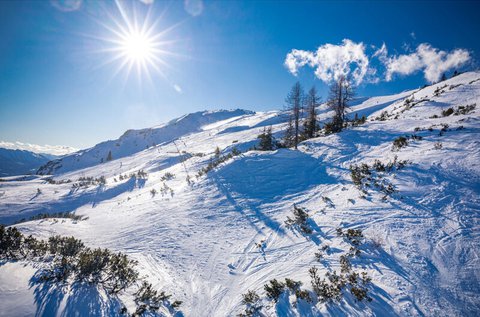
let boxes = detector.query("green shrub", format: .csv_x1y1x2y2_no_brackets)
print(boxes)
392,136,408,151
264,279,285,302
285,205,312,234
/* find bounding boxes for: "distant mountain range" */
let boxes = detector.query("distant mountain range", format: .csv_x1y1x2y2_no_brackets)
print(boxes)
0,142,77,177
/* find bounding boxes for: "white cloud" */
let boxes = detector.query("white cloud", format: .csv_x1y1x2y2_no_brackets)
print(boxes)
286,40,472,85
0,141,78,156
284,39,372,85
384,43,471,83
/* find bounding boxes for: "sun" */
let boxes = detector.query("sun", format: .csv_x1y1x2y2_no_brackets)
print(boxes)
94,1,180,84
119,30,155,64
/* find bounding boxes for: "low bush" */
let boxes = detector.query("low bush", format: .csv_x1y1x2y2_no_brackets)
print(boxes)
285,205,313,234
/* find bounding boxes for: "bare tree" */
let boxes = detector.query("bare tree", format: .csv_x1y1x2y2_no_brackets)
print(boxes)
303,86,321,139
284,82,304,149
327,76,355,133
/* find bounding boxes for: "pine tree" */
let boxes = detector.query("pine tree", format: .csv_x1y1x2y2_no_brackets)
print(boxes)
214,146,220,158
441,73,447,82
257,126,274,151
106,150,113,162
283,115,295,148
303,86,320,139
284,82,305,149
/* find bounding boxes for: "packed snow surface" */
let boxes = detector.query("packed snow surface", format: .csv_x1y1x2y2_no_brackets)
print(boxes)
1,72,479,316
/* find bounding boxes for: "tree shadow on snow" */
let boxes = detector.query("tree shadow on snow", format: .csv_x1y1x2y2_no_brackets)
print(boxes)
29,274,123,317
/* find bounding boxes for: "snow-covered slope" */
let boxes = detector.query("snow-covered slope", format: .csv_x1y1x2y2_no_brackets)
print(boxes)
37,109,254,175
1,72,479,317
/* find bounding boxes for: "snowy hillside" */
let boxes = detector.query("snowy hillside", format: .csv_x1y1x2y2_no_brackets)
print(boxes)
37,109,254,175
1,72,479,317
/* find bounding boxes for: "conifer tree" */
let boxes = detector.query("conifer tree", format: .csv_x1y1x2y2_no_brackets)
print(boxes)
106,150,113,162
284,82,304,149
257,126,274,151
303,86,321,139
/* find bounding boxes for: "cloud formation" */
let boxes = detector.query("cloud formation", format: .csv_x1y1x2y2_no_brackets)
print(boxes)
285,40,471,85
384,44,471,83
285,39,371,85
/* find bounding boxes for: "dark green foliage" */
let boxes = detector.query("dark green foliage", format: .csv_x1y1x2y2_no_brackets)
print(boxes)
15,212,86,224
351,113,367,127
303,86,320,139
160,172,175,181
264,279,285,302
351,157,407,196
106,150,113,162
295,289,312,303
73,176,108,188
134,281,170,311
0,225,23,259
197,147,242,177
392,136,408,151
432,103,476,119
284,278,302,292
309,266,372,303
171,300,183,309
309,267,343,302
23,235,48,257
1,226,179,312
285,205,313,234
442,108,454,116
339,255,351,273
257,126,275,151
49,236,84,257
239,290,262,317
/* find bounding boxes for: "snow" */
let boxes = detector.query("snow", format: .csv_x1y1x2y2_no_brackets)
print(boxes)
1,71,479,316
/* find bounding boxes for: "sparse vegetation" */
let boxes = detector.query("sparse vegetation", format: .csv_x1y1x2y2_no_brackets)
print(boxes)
14,212,86,224
264,279,285,302
197,147,241,177
350,156,407,197
160,172,175,181
392,136,408,151
239,290,262,317
0,225,181,314
284,205,313,234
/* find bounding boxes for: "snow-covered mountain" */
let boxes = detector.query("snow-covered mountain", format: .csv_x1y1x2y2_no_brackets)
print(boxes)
1,72,479,317
0,141,77,177
0,148,54,177
37,109,254,175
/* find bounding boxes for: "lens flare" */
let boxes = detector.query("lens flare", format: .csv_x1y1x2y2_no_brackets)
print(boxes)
93,1,183,85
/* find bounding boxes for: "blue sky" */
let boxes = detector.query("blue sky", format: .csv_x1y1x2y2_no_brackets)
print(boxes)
0,0,478,149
